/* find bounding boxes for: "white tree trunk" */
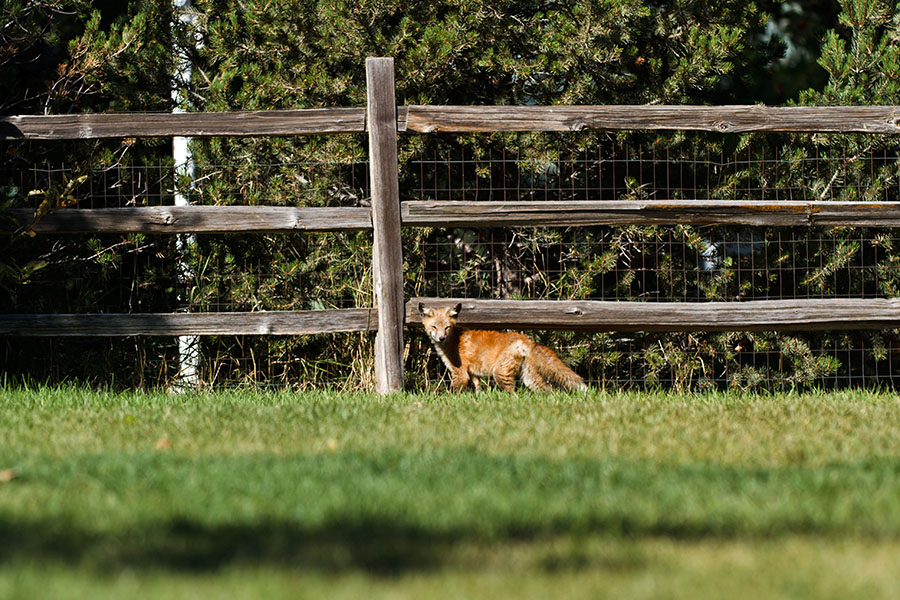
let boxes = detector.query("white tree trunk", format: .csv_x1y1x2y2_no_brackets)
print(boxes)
172,0,200,390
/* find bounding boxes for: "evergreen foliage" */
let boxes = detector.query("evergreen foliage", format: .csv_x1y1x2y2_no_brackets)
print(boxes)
3,0,900,390
180,0,780,389
1,0,179,384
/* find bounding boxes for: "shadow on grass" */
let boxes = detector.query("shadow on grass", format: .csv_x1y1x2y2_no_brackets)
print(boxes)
0,517,650,574
4,452,900,574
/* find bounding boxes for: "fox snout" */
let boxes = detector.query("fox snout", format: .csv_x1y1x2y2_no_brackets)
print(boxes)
419,302,461,345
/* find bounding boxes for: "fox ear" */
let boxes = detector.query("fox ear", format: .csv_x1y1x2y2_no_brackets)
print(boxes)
418,303,433,317
449,303,461,317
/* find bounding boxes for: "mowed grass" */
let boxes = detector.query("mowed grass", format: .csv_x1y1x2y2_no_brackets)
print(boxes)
3,386,900,599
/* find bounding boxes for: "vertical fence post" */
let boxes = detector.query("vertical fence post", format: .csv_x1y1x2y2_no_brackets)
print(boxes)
366,57,405,393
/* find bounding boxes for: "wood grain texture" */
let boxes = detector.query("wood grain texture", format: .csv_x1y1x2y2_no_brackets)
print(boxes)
8,104,899,139
367,57,405,393
10,201,900,234
0,309,378,336
402,200,900,227
0,108,366,139
408,298,900,332
406,105,900,133
1,206,373,234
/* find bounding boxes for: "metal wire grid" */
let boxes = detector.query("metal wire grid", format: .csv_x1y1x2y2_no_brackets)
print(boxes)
0,235,371,315
412,228,900,302
412,330,900,392
1,333,375,390
0,336,179,388
579,331,900,391
3,159,371,209
181,232,372,313
2,159,175,209
405,133,900,390
4,134,900,389
191,161,371,208
198,332,374,390
5,329,895,391
405,135,900,203
1,157,374,315
0,234,179,314
1,149,376,388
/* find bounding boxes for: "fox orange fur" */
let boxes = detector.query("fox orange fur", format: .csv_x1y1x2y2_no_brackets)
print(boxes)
418,303,587,392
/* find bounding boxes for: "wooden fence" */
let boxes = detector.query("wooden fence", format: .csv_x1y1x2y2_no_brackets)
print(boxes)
3,57,900,392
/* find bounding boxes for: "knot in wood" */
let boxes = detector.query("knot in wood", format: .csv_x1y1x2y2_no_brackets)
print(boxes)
150,211,174,226
565,307,584,316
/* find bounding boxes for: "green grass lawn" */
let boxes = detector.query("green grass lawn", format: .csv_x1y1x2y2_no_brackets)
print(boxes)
2,386,900,599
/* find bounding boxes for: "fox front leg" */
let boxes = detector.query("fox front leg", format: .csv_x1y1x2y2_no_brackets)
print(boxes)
450,368,471,392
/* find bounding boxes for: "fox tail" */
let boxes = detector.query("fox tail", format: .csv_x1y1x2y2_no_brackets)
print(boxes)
524,344,588,392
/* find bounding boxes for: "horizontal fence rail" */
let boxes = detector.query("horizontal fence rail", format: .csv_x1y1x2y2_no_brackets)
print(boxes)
0,309,378,336
402,200,900,228
409,298,900,332
11,200,900,235
1,206,373,234
9,297,900,337
0,108,368,139
405,105,900,133
10,298,900,337
6,105,900,139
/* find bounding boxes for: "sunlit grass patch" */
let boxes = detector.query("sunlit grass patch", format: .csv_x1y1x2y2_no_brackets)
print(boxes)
2,386,900,598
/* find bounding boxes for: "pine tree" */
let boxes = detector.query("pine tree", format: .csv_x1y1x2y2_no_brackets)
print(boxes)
1,1,179,387
178,0,783,388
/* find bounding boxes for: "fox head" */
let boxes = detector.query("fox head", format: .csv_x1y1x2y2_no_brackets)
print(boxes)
418,303,461,343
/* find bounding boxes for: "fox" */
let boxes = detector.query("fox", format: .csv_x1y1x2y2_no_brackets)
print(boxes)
418,303,587,392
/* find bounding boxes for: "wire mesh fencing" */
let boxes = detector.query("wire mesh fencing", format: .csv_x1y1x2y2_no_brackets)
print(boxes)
3,132,900,390
1,141,375,389
410,227,900,302
404,132,900,204
403,131,900,391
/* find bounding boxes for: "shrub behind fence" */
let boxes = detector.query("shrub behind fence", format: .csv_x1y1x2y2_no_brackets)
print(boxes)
3,60,900,391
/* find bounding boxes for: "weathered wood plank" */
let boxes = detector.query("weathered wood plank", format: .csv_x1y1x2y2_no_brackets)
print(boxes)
0,108,367,139
11,200,900,234
809,203,900,227
8,298,898,336
0,206,372,234
408,298,900,332
406,105,900,133
7,105,900,139
10,200,900,234
401,200,900,228
367,57,405,393
0,309,378,336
